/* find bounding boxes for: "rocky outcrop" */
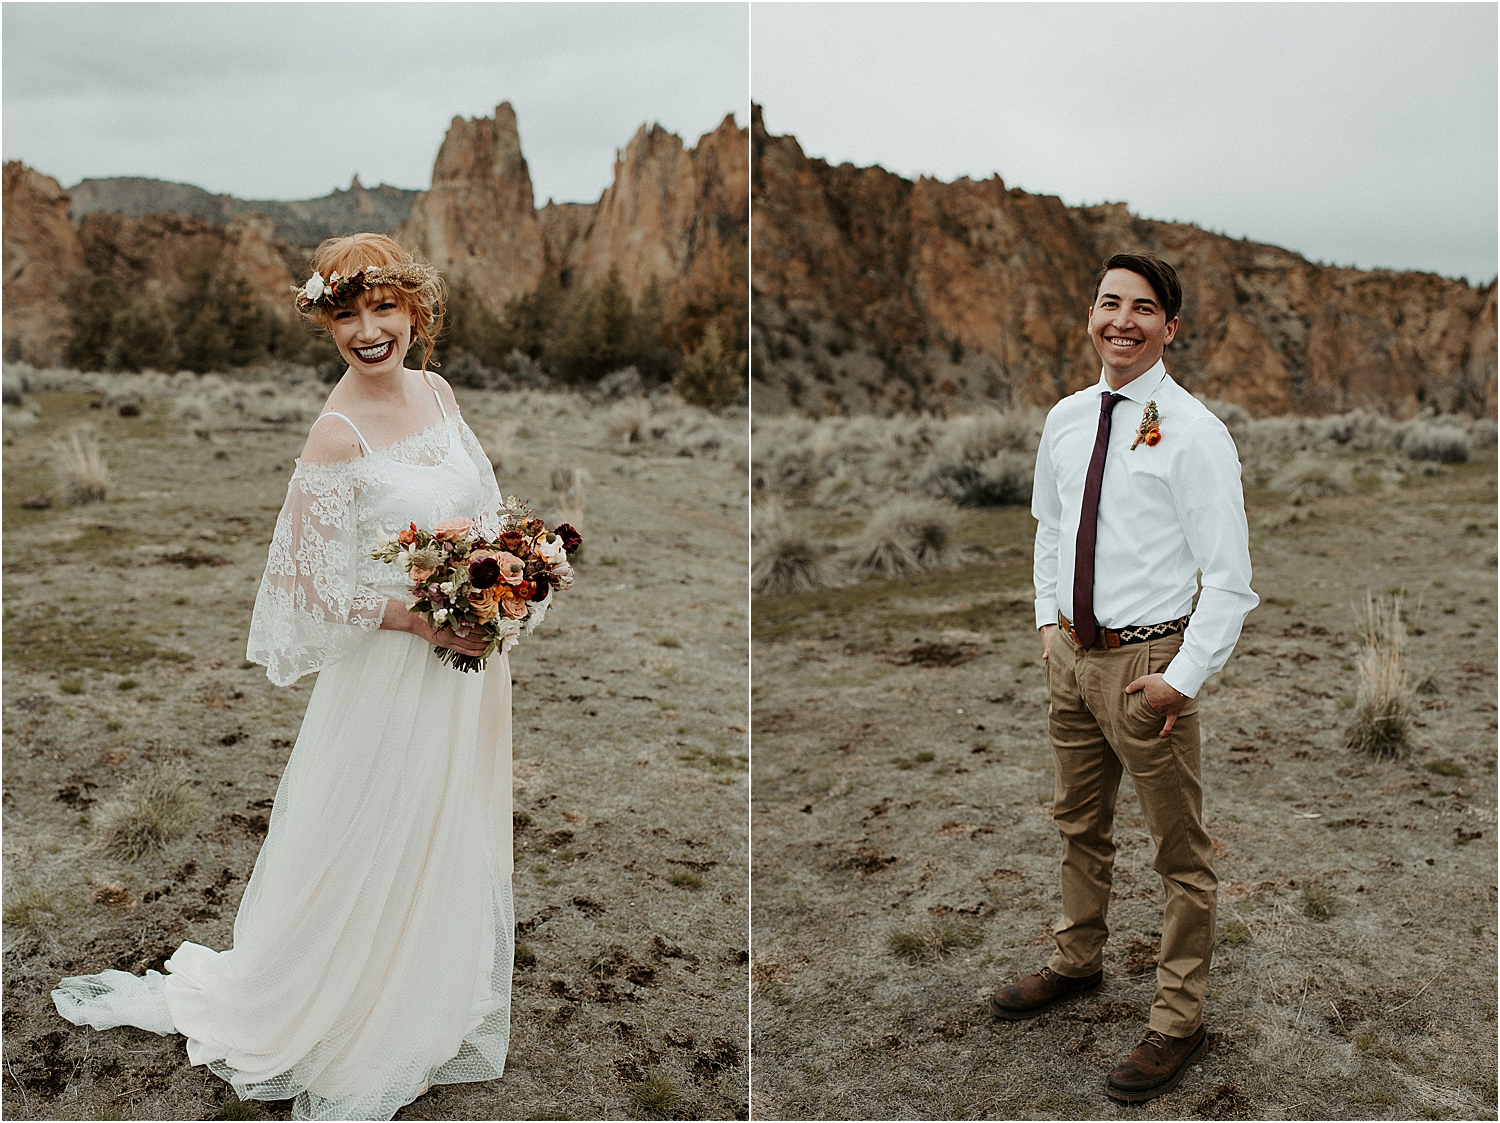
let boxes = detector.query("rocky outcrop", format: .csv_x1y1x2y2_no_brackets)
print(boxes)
2,105,749,365
752,107,1496,418
552,115,749,303
397,102,547,309
77,210,297,318
3,163,87,362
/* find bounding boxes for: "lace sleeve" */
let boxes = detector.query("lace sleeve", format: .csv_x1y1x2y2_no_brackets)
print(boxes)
457,413,505,534
246,458,390,686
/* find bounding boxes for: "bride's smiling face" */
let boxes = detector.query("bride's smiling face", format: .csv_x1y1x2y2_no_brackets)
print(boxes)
329,288,414,376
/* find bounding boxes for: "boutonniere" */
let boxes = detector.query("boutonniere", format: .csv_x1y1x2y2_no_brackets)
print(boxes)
1131,400,1161,450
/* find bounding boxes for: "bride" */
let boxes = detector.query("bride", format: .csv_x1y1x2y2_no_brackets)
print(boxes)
54,233,517,1120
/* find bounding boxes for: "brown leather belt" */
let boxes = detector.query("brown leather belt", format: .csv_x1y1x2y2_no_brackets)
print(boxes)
1058,612,1191,650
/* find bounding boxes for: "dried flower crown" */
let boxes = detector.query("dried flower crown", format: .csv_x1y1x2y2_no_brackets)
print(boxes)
292,262,438,312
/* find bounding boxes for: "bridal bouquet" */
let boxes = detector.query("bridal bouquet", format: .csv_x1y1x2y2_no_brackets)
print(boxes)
372,497,581,672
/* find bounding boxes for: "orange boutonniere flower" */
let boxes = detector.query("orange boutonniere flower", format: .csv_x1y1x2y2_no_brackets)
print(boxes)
1131,400,1161,450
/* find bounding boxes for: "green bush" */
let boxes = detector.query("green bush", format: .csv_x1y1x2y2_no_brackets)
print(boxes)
673,324,742,410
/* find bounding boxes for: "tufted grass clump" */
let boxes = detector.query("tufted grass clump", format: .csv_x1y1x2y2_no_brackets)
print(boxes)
4,885,60,929
1302,882,1338,923
1269,455,1355,499
92,763,206,860
628,1071,681,1119
853,500,960,578
668,869,704,890
887,920,981,964
52,427,111,504
752,505,829,594
1343,594,1413,761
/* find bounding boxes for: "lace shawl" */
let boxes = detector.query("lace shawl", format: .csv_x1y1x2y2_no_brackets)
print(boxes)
246,412,503,687
247,457,389,687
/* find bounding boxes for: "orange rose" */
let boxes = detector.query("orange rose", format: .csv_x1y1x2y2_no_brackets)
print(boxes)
468,587,501,622
1145,429,1161,447
433,517,474,541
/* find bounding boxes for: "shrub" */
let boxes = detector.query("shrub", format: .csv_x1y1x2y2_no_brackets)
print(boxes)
1269,456,1355,499
924,449,1034,506
853,500,960,577
604,398,653,446
52,427,111,504
1402,422,1470,464
1343,594,1412,760
752,504,829,594
92,763,206,860
673,324,742,411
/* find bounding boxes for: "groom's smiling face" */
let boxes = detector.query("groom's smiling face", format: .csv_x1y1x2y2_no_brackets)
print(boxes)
1087,268,1178,384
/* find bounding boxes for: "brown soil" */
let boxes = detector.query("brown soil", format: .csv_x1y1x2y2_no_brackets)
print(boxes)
750,453,1497,1119
3,382,749,1120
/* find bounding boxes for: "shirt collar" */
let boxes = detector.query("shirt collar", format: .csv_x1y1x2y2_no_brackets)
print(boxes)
1094,359,1167,404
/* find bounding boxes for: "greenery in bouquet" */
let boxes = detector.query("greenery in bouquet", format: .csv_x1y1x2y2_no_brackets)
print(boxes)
372,497,581,672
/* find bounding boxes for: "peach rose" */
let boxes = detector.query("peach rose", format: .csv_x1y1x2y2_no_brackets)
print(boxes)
500,597,529,619
494,551,525,585
433,517,474,541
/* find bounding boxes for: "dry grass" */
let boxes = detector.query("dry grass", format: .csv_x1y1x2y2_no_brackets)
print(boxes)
752,504,829,594
886,921,981,965
51,427,110,504
3,886,59,929
852,500,960,578
604,397,653,445
1344,593,1414,760
628,1071,681,1119
90,763,207,860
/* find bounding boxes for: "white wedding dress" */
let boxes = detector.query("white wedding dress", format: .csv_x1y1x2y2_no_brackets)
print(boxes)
53,377,516,1121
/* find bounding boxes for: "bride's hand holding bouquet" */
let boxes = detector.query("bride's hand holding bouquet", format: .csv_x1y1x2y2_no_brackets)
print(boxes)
373,497,581,671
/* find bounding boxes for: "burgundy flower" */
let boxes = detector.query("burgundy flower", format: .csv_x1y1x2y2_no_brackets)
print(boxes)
498,530,526,552
468,556,501,590
529,579,551,602
556,523,582,554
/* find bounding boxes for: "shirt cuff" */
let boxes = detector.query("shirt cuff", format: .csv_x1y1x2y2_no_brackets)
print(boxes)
1035,598,1058,631
1162,655,1210,700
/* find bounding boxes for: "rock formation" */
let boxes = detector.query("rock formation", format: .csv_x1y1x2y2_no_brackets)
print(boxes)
3,163,87,361
398,102,547,310
752,106,1496,419
2,105,748,367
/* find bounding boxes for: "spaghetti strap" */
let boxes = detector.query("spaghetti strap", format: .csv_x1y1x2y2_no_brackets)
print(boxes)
311,411,372,456
422,371,448,419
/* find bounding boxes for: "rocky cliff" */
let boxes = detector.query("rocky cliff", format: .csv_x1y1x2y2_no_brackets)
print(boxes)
3,104,748,366
3,162,87,361
402,105,748,343
752,106,1496,418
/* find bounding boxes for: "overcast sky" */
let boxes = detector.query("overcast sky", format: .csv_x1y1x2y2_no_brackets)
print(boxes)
753,2,1497,284
3,2,749,205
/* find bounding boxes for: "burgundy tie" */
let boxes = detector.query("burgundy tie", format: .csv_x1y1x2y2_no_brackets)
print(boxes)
1072,391,1125,650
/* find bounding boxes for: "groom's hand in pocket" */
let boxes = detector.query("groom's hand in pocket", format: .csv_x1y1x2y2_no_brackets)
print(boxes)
1040,624,1056,661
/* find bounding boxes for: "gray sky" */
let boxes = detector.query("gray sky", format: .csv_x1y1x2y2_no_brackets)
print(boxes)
753,2,1497,284
4,2,749,205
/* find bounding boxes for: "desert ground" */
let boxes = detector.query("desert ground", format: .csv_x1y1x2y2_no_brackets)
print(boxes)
749,408,1497,1120
1,365,749,1120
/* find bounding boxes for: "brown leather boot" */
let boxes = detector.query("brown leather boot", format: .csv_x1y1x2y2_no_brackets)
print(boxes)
1104,1025,1207,1102
987,965,1103,1020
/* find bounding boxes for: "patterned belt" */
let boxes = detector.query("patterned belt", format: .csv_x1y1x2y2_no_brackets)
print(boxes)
1058,612,1191,649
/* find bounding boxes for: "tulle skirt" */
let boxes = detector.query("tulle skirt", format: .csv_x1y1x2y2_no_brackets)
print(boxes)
54,630,515,1121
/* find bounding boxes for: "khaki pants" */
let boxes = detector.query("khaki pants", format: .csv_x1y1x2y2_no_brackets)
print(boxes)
1044,626,1216,1036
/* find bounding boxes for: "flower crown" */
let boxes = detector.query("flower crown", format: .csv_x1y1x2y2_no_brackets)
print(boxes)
292,262,437,312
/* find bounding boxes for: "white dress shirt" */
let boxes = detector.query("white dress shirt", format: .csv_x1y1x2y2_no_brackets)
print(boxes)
1032,359,1258,699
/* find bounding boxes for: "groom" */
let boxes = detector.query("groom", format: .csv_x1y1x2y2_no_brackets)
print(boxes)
990,253,1257,1103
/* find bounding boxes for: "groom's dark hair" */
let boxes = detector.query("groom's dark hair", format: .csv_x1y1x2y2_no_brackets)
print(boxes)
1092,252,1182,322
